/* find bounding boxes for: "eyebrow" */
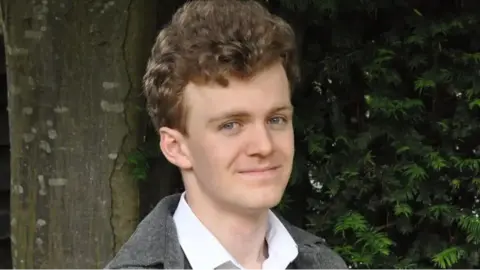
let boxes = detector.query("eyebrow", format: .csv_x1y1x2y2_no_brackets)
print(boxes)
207,105,294,124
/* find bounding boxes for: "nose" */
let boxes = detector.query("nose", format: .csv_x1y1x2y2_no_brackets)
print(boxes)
246,124,274,157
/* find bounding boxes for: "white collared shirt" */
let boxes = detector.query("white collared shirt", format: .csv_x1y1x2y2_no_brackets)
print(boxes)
173,192,299,270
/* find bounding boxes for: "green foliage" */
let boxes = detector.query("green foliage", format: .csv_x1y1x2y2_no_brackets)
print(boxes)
458,215,480,244
333,212,393,267
127,137,160,182
335,212,369,235
128,150,150,181
432,247,466,269
271,0,480,268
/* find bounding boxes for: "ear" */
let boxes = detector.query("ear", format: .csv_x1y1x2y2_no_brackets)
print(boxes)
158,127,192,170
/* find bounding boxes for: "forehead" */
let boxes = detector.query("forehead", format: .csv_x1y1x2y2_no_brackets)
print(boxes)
184,63,291,116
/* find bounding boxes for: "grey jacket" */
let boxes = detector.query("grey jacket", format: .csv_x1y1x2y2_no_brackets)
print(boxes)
106,194,347,269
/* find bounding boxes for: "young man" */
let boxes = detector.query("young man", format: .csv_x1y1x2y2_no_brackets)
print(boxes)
107,0,347,269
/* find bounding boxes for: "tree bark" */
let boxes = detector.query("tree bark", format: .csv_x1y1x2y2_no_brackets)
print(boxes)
0,0,157,268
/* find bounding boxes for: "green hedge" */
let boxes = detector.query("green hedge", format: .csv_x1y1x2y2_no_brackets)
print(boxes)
270,0,480,268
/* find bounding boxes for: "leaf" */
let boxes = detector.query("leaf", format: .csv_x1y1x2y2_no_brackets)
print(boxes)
432,247,465,268
428,204,453,220
462,52,480,64
414,77,436,92
468,99,480,110
335,212,369,234
402,164,428,182
356,228,394,256
394,203,413,217
396,146,410,154
127,149,149,181
436,121,449,132
458,215,480,244
413,8,423,16
450,179,461,189
307,134,327,155
426,152,448,171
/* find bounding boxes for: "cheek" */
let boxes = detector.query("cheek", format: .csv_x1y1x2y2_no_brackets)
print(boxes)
190,135,240,169
274,129,294,152
209,138,242,166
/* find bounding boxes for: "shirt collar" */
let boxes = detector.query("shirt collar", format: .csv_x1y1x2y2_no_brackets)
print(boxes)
105,193,332,269
173,192,298,269
173,193,235,269
264,211,299,269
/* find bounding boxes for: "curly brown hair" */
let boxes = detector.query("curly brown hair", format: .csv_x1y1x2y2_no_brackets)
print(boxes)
143,0,299,134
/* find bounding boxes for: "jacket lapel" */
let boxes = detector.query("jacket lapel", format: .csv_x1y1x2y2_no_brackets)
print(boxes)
105,194,185,269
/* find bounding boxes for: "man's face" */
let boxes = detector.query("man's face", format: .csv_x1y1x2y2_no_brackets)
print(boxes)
161,62,294,214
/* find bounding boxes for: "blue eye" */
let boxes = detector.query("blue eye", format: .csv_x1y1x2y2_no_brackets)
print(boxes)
269,116,287,125
220,121,240,130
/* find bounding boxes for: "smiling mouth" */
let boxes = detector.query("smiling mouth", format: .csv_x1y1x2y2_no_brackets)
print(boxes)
238,166,281,174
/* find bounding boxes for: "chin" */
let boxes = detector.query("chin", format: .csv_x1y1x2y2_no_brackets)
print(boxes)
243,188,285,210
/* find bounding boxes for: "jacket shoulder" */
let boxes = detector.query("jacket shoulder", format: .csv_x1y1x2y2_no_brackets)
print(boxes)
287,224,348,269
303,240,348,269
103,263,164,270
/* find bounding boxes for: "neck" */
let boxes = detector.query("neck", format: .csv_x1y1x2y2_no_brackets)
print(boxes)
185,190,270,269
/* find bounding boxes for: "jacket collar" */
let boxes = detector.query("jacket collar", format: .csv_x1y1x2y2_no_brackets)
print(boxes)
106,193,328,269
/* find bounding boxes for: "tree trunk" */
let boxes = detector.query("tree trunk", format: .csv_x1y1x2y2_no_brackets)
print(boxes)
0,0,157,268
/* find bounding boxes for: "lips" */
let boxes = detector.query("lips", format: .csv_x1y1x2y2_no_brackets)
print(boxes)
238,165,280,174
